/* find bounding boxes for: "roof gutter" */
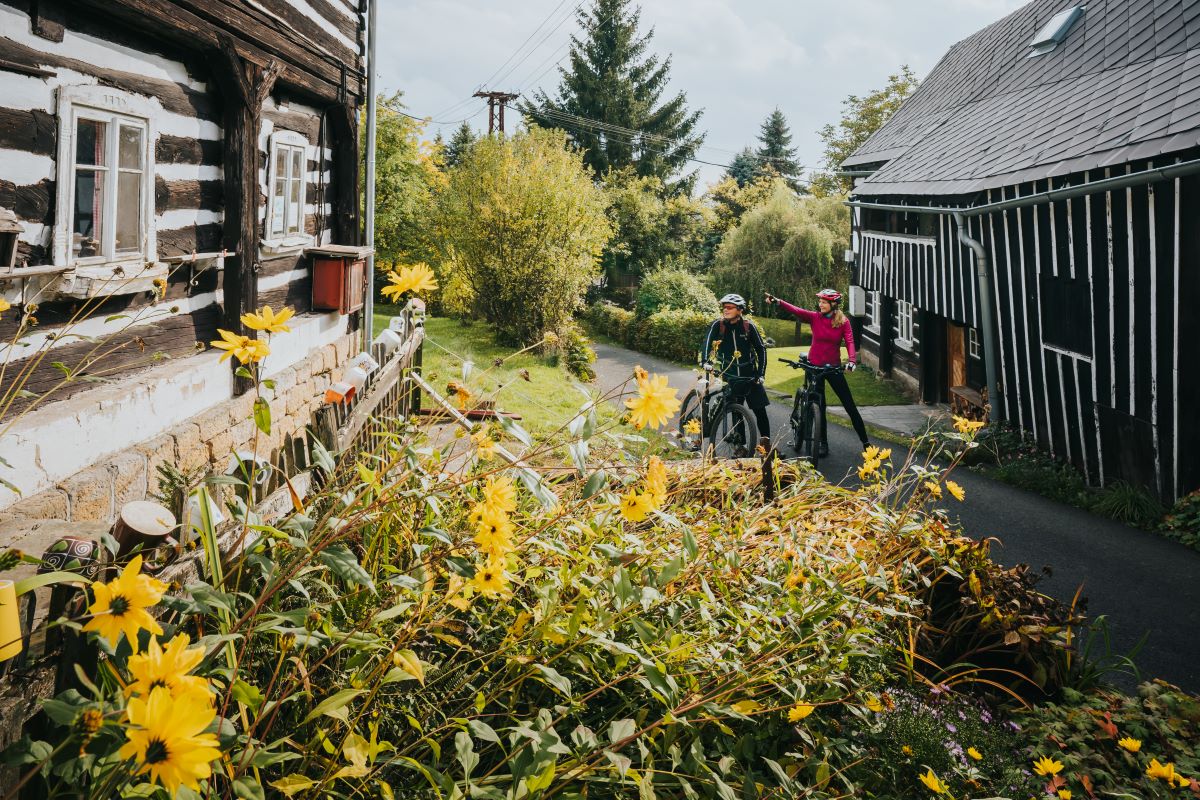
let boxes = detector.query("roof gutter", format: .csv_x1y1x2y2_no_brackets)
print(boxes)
952,213,1002,423
843,156,1200,216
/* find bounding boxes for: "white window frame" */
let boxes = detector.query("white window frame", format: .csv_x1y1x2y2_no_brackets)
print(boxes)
263,130,312,254
968,327,982,359
53,86,157,274
865,290,881,334
895,299,915,350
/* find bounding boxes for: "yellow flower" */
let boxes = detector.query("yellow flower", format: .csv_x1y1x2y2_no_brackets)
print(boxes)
1146,759,1178,783
126,634,210,702
1057,791,1072,800
471,430,496,458
863,445,879,461
0,298,10,318
83,555,166,654
864,694,883,713
240,304,294,334
1178,774,1192,789
645,456,667,504
946,480,965,501
918,768,949,794
858,458,882,480
118,686,221,794
210,329,270,364
620,490,655,523
1117,736,1141,753
448,381,472,410
967,746,982,761
1032,756,1064,777
683,418,701,435
151,277,167,298
480,475,517,515
878,448,892,460
952,415,985,434
473,507,515,557
901,745,913,756
625,372,680,430
381,262,438,299
784,570,806,589
787,703,814,722
470,560,508,598
924,480,943,499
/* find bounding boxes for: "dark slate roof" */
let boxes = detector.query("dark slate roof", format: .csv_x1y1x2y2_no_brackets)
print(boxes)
848,0,1200,197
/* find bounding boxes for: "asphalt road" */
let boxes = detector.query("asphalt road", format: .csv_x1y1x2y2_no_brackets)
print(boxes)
593,342,1200,694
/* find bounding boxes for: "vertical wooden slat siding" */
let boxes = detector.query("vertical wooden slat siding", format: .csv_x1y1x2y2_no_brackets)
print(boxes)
999,188,1024,433
1031,185,1056,458
1173,174,1182,499
1081,174,1103,483
986,189,1012,423
1147,169,1160,496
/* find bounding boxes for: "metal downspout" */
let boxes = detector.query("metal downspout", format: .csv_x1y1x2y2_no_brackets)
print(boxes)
362,0,378,347
953,212,1003,423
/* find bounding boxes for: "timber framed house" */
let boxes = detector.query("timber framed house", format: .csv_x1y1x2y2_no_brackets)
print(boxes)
845,0,1200,503
0,0,371,519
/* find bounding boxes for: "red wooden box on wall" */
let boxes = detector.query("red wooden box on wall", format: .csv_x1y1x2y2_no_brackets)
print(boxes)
308,245,374,314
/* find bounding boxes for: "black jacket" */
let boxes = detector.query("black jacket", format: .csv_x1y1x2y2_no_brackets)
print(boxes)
702,317,767,381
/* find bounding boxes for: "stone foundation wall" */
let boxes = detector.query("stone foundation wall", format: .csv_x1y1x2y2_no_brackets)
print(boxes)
2,331,355,531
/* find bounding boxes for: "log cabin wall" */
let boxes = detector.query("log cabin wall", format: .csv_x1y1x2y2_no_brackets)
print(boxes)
851,153,1200,503
0,0,368,515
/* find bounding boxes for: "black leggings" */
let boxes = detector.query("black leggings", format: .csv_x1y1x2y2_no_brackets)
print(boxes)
818,372,868,445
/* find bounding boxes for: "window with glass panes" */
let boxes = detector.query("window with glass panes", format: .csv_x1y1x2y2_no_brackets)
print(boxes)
68,111,148,262
267,131,308,242
896,299,914,346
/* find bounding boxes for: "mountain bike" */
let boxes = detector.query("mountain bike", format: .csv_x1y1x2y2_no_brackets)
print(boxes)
778,357,846,467
677,364,759,459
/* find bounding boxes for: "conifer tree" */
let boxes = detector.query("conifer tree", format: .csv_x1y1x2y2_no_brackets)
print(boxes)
521,0,704,192
725,147,760,188
444,121,476,169
755,108,804,193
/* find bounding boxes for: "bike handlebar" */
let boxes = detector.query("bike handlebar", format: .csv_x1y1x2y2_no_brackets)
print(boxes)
777,357,846,373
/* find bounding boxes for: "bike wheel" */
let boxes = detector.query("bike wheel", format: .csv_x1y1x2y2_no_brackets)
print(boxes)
678,389,702,450
708,403,758,459
789,392,806,452
805,401,824,467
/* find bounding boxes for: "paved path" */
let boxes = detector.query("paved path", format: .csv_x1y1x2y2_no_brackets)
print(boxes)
593,342,1200,693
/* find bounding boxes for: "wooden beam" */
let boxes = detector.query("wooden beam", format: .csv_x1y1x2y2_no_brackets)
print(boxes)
63,0,353,104
211,36,280,393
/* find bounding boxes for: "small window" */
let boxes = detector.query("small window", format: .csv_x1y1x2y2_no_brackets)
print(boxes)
1040,273,1092,356
896,299,915,348
968,327,982,359
1029,6,1084,56
865,290,881,333
265,130,310,251
56,91,153,267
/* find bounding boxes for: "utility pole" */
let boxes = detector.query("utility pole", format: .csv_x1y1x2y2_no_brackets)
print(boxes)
473,90,520,134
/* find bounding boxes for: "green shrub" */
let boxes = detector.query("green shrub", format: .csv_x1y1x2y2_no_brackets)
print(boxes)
632,308,712,363
559,321,596,381
1160,490,1200,551
634,266,717,319
583,301,636,345
1093,481,1165,528
1014,681,1200,799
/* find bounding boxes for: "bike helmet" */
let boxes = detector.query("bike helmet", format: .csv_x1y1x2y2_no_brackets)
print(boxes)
719,293,747,310
816,288,842,305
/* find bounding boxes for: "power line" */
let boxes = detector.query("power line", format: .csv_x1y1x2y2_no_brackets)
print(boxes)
531,106,741,157
428,0,581,123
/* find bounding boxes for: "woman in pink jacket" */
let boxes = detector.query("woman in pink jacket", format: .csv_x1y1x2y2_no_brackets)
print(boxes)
764,288,869,454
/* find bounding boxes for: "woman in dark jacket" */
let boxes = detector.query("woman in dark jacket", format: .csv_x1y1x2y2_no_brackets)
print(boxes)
701,293,770,438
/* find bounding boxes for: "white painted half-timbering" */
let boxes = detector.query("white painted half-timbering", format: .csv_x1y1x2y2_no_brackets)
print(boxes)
0,311,348,509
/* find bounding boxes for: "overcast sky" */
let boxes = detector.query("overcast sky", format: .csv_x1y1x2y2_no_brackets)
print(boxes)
376,0,1029,189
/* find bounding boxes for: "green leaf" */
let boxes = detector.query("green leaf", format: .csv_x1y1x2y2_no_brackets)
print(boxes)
467,719,500,744
232,777,266,800
582,470,607,499
533,664,572,698
609,718,636,746
658,556,684,586
14,571,92,595
302,688,364,724
318,545,375,592
455,731,478,777
682,529,699,560
232,680,264,713
497,415,532,447
269,775,317,797
253,397,271,435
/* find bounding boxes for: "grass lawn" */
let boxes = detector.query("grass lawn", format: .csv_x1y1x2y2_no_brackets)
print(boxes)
753,314,806,347
764,345,912,407
375,310,671,454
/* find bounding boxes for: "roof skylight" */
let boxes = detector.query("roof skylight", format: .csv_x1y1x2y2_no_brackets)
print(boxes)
1029,6,1085,56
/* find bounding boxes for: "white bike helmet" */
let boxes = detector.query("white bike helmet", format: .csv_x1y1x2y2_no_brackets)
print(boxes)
719,293,747,310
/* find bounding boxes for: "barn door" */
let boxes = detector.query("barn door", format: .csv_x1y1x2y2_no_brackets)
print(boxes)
947,323,967,392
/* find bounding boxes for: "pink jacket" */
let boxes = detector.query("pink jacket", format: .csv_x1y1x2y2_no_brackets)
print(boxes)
776,299,857,366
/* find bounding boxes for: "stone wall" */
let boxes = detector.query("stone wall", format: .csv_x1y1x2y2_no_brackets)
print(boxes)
1,331,355,534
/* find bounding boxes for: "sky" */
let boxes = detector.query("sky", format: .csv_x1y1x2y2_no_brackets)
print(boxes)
375,0,1030,189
